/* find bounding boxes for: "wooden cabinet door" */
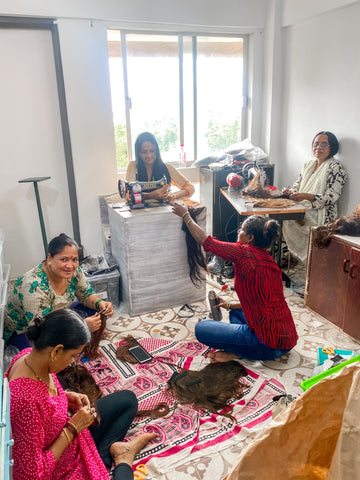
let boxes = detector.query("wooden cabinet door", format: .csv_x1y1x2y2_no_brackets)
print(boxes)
343,247,360,341
306,237,349,328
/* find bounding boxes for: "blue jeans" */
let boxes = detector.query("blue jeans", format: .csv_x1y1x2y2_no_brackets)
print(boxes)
195,309,290,361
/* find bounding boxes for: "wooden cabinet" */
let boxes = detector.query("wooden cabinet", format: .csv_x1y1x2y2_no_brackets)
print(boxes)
305,232,360,340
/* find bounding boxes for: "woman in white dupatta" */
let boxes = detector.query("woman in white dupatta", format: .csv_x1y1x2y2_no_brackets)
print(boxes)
282,131,348,262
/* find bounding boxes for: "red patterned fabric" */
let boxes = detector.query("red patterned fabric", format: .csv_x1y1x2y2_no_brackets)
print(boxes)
203,236,298,349
82,339,286,473
7,349,110,480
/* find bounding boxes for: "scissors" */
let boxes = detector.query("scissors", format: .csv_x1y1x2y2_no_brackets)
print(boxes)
134,464,153,480
322,346,335,355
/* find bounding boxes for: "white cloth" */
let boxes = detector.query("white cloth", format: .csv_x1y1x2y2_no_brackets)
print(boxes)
283,158,336,262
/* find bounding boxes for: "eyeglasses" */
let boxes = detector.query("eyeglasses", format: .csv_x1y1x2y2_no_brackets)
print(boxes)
313,142,330,149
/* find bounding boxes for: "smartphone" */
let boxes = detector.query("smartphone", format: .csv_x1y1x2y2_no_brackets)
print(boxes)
128,345,153,363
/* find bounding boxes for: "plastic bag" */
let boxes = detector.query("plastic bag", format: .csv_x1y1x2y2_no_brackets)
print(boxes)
225,138,269,164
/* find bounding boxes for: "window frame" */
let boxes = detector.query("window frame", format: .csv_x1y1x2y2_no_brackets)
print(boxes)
108,29,249,171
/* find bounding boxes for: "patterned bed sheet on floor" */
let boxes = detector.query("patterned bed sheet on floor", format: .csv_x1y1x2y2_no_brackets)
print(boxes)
81,338,285,474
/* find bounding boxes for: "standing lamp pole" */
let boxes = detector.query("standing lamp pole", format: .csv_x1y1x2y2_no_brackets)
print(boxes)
19,176,51,256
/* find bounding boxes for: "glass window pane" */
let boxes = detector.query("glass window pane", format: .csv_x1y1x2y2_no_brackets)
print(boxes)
126,34,179,163
196,36,244,159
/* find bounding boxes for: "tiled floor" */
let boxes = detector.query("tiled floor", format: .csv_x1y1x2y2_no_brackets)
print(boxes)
102,271,360,480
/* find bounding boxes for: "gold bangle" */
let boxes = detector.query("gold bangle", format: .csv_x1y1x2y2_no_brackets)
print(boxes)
185,218,192,226
182,211,190,219
62,428,71,445
67,420,80,436
226,302,232,311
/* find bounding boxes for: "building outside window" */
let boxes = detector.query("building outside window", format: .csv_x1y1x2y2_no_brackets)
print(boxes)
107,30,248,171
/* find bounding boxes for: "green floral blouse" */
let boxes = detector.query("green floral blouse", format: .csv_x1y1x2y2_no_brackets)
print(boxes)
4,263,94,341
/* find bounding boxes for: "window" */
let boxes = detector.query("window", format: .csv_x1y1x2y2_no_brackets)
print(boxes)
107,30,247,170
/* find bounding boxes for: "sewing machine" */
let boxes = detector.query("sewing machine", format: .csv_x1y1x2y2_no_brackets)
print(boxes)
118,175,168,209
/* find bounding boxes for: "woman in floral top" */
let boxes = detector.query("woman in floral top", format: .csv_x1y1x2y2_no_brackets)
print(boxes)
5,233,114,349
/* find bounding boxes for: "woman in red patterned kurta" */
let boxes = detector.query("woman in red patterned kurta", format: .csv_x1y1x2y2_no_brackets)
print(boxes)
6,309,156,480
173,204,298,361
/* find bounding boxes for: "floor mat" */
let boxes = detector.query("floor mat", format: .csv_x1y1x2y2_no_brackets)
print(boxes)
81,338,286,475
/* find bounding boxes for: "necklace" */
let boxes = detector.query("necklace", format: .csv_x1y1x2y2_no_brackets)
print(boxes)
24,357,58,395
43,262,68,295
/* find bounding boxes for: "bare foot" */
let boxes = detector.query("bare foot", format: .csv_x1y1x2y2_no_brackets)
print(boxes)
209,350,239,363
110,432,158,467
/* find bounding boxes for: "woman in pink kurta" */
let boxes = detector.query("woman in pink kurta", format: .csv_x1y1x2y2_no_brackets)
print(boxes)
6,309,157,480
8,349,109,480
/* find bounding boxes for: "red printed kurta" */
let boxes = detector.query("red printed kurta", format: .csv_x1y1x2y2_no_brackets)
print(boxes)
203,236,298,349
6,349,110,480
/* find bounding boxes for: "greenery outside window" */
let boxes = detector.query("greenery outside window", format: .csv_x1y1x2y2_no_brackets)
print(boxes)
107,30,248,170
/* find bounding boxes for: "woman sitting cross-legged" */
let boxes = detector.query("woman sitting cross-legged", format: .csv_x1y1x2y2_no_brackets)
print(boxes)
172,203,298,362
5,233,114,351
6,308,157,480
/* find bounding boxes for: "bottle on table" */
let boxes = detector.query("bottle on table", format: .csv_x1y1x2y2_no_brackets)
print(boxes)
179,144,186,167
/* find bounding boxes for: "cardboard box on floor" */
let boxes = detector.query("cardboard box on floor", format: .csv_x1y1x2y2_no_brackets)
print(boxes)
223,362,360,480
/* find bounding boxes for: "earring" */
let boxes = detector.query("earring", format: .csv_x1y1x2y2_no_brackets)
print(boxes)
48,262,52,266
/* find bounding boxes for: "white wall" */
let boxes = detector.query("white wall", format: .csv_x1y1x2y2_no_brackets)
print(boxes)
0,0,268,277
279,1,360,215
0,0,267,28
0,27,74,276
2,0,358,277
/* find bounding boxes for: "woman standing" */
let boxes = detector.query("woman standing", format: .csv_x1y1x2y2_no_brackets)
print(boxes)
5,233,114,350
282,131,348,262
126,132,195,202
6,309,157,480
172,204,298,361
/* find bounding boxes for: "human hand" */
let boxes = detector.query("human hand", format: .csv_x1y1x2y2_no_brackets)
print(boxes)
85,313,102,332
98,300,113,318
70,405,97,433
290,192,314,202
216,297,242,310
163,190,176,203
66,391,90,411
216,297,229,310
172,202,188,217
282,188,292,196
152,185,170,200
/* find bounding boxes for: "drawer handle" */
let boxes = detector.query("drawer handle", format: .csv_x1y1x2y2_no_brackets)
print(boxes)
349,264,357,279
343,259,350,273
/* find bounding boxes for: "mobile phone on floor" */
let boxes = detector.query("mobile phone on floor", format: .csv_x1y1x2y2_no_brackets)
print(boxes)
128,345,153,363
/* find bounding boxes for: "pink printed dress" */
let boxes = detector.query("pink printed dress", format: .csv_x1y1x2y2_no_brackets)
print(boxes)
6,349,110,480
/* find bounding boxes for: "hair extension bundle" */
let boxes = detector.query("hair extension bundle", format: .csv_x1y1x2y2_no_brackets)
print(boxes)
312,215,360,248
83,312,107,360
252,198,296,208
242,172,272,198
115,335,142,363
182,203,207,286
167,361,248,422
57,364,102,426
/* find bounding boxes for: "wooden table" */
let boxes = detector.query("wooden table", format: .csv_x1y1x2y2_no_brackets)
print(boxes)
220,188,307,285
108,203,206,316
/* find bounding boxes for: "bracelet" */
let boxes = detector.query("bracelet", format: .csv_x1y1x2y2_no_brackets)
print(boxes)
185,218,192,226
226,302,232,311
62,427,71,445
95,299,103,310
65,421,79,439
182,211,190,219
